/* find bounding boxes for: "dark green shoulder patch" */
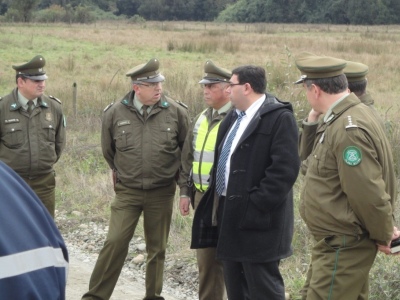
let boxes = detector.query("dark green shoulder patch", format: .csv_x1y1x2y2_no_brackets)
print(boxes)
49,95,62,104
104,102,114,112
175,100,188,109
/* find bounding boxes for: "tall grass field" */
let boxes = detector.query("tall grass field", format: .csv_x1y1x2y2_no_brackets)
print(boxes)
0,21,399,299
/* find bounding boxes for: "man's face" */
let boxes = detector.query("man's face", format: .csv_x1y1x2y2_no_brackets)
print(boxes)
303,82,319,111
17,77,46,100
227,74,246,111
202,82,229,109
135,82,162,106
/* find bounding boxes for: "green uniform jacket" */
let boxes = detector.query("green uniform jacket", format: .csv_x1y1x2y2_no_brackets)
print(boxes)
178,107,230,196
299,91,381,162
300,93,396,245
0,88,66,177
101,91,189,190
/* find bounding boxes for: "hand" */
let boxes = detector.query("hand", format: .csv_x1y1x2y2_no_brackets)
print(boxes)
307,109,322,122
377,226,400,255
179,197,191,216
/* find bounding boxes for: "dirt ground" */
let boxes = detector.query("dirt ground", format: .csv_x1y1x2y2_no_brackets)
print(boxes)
66,255,180,300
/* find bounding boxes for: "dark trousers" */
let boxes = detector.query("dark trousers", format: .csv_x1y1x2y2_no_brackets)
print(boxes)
222,259,285,300
194,191,227,300
82,182,176,300
22,172,56,218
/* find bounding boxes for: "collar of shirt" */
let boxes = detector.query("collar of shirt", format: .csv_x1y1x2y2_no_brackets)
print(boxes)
18,91,37,110
222,94,266,196
324,92,349,123
213,101,232,116
133,95,153,113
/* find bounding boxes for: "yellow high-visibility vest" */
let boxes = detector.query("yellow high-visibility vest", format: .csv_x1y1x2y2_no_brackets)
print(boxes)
192,110,221,192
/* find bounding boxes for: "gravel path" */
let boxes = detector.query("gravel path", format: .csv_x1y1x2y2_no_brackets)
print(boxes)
61,218,198,300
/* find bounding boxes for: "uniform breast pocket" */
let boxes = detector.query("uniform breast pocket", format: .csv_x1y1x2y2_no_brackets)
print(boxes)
2,125,24,148
115,126,134,151
310,143,336,177
42,122,56,142
160,126,177,148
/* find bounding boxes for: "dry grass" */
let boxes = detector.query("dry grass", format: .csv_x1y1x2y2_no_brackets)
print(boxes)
1,21,400,299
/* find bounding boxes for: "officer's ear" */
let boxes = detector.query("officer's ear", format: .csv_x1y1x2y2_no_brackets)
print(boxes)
132,83,141,93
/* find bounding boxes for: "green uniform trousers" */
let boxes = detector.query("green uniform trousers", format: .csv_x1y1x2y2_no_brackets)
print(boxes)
194,191,227,300
301,234,377,300
82,181,176,300
22,172,56,218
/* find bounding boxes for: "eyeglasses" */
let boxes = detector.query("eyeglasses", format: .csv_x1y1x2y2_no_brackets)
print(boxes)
139,82,162,88
229,82,245,87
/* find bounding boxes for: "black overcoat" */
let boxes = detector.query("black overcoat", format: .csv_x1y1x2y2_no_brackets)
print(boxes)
191,94,300,263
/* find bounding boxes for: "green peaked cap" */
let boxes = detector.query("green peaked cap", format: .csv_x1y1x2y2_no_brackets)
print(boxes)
344,61,369,82
199,60,231,84
126,58,165,83
294,52,347,84
12,55,48,80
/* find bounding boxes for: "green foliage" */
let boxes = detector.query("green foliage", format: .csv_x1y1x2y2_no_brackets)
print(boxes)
128,14,146,24
10,0,40,22
2,0,400,24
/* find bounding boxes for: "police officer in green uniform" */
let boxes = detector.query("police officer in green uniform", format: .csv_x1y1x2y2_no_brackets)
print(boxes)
0,55,66,218
82,58,189,300
178,60,231,300
295,52,398,300
299,60,384,163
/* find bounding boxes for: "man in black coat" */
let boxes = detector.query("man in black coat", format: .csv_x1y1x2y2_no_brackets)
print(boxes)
191,65,300,300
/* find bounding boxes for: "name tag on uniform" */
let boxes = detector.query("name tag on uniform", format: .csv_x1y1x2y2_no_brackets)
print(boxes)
5,119,20,124
118,120,131,126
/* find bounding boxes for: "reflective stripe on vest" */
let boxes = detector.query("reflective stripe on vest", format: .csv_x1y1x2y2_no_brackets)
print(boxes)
192,110,221,192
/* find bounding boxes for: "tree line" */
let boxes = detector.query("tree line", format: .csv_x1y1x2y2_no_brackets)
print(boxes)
2,0,400,24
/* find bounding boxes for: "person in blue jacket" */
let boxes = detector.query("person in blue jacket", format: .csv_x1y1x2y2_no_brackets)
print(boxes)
0,161,69,299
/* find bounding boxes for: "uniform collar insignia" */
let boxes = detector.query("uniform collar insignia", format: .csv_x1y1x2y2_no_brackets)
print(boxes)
10,103,19,110
122,99,129,105
161,100,169,108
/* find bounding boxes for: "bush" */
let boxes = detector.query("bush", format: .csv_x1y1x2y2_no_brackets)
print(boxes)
34,5,65,23
3,8,23,22
128,14,146,24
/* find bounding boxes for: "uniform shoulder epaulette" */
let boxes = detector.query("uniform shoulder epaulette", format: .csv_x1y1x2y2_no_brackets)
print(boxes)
345,115,358,129
104,102,114,112
49,95,62,104
175,100,188,109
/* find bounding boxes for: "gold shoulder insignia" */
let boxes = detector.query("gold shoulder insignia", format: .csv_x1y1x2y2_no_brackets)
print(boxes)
49,95,62,104
345,115,358,129
104,102,114,112
176,100,188,109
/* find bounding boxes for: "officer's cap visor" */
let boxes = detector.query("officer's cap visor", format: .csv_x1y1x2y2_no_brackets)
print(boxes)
23,74,48,81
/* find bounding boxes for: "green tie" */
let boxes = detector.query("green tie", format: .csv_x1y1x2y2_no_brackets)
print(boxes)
142,105,149,120
27,100,34,114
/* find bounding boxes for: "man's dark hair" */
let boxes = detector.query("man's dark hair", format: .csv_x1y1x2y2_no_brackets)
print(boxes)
232,65,266,94
305,74,348,94
348,79,367,97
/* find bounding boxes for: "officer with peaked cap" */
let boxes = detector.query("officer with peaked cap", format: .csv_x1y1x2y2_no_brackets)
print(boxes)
178,60,231,300
295,52,398,300
344,61,372,103
344,60,385,130
82,58,189,300
0,55,66,218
